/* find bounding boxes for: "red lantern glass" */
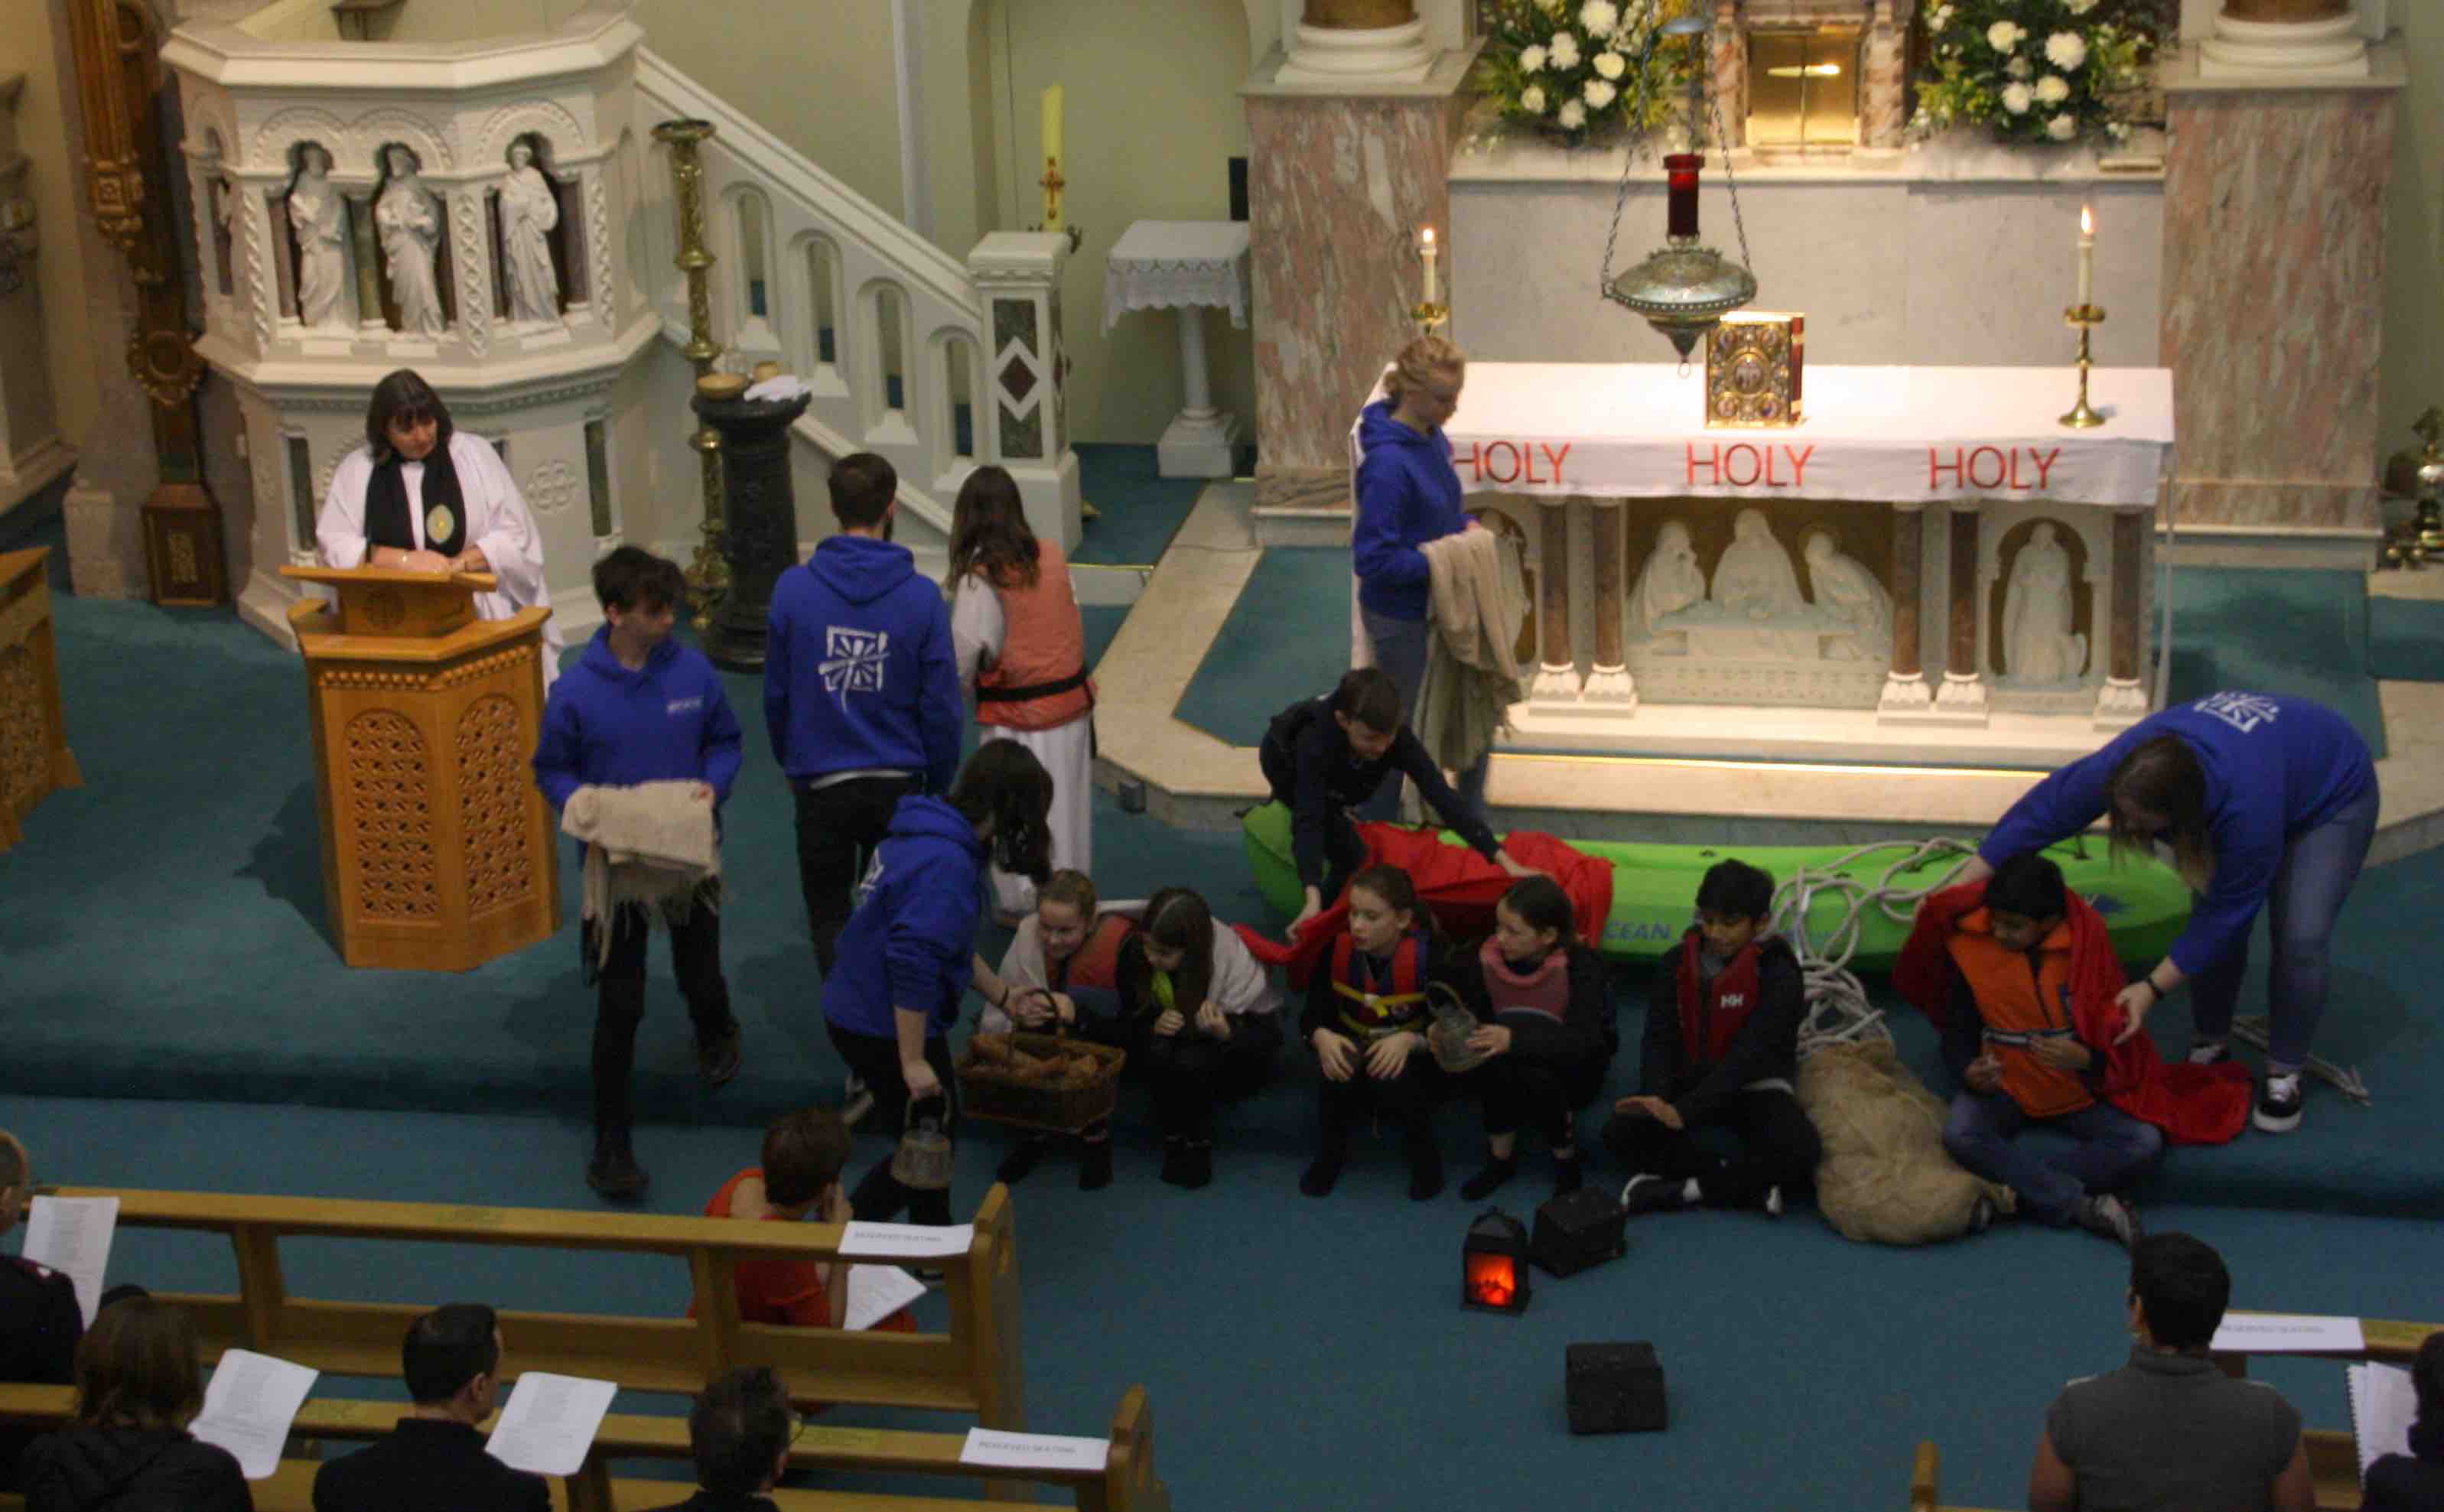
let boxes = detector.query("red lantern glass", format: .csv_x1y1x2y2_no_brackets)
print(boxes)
1466,1253,1520,1309
1461,1208,1531,1315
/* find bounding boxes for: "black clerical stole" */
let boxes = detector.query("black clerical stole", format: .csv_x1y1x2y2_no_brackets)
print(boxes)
365,443,468,559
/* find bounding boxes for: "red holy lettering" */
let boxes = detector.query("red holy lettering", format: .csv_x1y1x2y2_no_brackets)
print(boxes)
1540,442,1571,483
1453,442,1480,477
1687,444,1719,486
1967,447,2008,489
1483,441,1521,484
1688,443,1814,488
1723,445,1762,486
2029,447,2059,489
1927,446,2066,493
1785,444,1814,487
1457,440,1570,486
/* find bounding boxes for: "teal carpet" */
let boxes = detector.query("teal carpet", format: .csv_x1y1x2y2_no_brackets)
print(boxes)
1069,444,1211,566
2368,594,2444,682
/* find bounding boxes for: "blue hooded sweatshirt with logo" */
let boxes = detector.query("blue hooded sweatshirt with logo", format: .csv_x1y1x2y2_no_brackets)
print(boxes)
822,795,985,1041
764,534,963,794
532,626,743,809
1352,398,1469,623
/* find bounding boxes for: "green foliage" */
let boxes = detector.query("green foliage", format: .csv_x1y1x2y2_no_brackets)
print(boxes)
1912,0,2159,146
1473,0,1700,145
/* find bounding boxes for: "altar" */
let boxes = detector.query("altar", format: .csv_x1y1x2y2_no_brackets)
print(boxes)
1408,361,2174,766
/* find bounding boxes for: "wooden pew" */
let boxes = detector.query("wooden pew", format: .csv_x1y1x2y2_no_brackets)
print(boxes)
2210,1312,2443,1512
0,1380,1172,1512
1912,1423,2396,1512
47,1184,1024,1431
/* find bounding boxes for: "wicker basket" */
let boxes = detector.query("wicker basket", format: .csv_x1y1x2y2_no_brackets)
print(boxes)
955,1031,1127,1133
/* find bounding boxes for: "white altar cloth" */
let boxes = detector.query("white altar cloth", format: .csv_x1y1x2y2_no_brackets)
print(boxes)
1431,363,2173,507
1103,221,1251,331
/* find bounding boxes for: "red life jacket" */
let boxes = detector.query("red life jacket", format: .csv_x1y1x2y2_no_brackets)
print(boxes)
1053,913,1134,993
1676,929,1762,1067
974,538,1093,730
1328,931,1430,1039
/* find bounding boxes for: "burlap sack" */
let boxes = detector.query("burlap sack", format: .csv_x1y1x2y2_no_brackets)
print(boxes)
1797,1039,2014,1246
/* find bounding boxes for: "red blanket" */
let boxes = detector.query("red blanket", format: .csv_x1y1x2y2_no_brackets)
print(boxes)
1234,825,1613,987
1894,880,2250,1146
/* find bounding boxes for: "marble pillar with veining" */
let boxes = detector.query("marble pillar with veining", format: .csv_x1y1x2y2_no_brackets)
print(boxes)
2159,83,2399,532
1246,87,1466,511
1860,2,1909,150
1711,2,1746,150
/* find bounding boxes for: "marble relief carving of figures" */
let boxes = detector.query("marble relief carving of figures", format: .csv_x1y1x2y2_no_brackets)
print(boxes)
376,145,446,337
500,140,562,325
1628,520,1708,643
1804,532,1892,662
288,144,349,329
1711,508,1808,620
2002,522,2088,684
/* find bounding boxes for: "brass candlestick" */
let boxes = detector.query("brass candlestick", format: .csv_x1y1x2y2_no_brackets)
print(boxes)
656,117,730,627
1412,300,1450,333
2383,407,2444,569
2060,304,2106,430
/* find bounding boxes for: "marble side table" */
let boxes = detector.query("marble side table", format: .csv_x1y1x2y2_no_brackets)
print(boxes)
1105,219,1249,479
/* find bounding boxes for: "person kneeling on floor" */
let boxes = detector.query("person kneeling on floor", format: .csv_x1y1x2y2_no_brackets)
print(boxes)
968,870,1134,1190
1605,859,1820,1219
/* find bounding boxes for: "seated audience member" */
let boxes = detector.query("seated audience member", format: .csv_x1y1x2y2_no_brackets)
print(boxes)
1931,853,2157,1251
1439,876,1616,1200
2364,1332,2444,1512
1300,863,1448,1201
1605,859,1820,1219
1260,667,1537,930
695,1107,913,1335
311,1302,546,1512
2029,1232,2312,1512
19,1298,250,1512
0,1131,82,1491
966,870,1134,1188
646,1367,796,1512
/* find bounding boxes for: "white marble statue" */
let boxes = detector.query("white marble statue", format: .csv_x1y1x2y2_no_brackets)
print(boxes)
1803,532,1892,662
1711,508,1808,620
376,145,446,338
499,141,561,325
1628,520,1708,641
2002,522,2088,683
288,144,348,330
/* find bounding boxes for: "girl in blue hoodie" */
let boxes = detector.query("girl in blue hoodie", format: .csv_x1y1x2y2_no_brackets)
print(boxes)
1351,333,1483,824
821,741,1054,1226
1961,691,2379,1135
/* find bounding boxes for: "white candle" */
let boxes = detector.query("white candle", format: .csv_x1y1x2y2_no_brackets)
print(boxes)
2077,203,2094,308
1418,226,1439,306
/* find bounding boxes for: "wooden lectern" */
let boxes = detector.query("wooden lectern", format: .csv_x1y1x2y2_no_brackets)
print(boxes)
0,548,83,854
281,565,559,971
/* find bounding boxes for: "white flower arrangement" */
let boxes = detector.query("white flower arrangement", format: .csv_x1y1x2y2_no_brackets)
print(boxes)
1915,0,2156,147
1579,0,1619,36
1478,0,1699,144
1557,99,1588,131
1584,78,1619,109
1549,30,1582,69
1521,83,1548,114
1521,43,1548,71
1593,50,1627,80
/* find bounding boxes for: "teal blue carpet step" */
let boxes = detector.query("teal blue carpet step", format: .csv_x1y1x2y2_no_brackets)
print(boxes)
2368,593,2444,682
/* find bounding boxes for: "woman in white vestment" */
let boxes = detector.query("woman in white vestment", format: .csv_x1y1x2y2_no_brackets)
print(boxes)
1711,509,1808,619
316,369,563,688
1627,520,1707,641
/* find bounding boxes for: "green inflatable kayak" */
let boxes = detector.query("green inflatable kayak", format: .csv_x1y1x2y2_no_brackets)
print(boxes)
1239,802,2192,971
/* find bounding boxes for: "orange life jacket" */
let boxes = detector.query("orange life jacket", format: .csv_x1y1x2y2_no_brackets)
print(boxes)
1944,909,2094,1119
1053,913,1134,993
1328,931,1430,1039
974,538,1093,730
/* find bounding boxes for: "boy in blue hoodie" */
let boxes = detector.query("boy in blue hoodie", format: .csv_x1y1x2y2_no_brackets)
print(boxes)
534,547,745,1200
765,452,965,980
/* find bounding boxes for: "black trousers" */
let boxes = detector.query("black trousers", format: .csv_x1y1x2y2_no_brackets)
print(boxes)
1474,1056,1604,1148
1602,1088,1822,1210
1315,1049,1450,1149
593,902,733,1137
793,774,919,977
1121,1015,1284,1143
828,1023,960,1227
1258,740,1371,908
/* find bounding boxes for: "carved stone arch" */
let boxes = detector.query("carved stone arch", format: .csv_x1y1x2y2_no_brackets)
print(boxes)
477,99,590,168
252,106,352,176
353,110,454,177
789,229,846,369
720,181,778,337
1470,504,1538,665
926,324,984,459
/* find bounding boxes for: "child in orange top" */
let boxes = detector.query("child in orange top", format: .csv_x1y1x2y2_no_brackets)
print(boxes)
696,1107,916,1334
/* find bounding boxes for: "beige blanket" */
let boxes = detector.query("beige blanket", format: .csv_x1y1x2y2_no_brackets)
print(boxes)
1797,1039,2014,1246
561,781,722,967
1413,527,1526,779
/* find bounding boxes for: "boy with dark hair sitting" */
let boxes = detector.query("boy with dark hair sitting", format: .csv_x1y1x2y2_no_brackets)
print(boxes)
312,1302,548,1511
1259,666,1535,929
1605,858,1820,1218
696,1107,914,1335
645,1367,796,1512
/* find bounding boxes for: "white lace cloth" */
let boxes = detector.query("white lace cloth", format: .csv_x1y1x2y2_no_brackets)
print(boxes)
1104,220,1251,332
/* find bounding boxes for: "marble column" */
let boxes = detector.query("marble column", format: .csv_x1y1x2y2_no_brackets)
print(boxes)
1876,501,1931,714
1935,506,1987,715
1711,2,1746,151
1583,500,1634,705
2094,506,2150,723
1860,1,1909,151
1531,500,1579,701
1277,0,1434,86
2159,61,2399,539
2202,0,2367,80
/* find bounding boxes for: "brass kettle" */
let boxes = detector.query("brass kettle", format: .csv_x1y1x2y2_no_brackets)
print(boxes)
890,1100,953,1192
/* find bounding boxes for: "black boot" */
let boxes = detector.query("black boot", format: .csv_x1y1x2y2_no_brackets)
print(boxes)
1302,1098,1351,1198
1174,1141,1213,1191
995,1134,1047,1185
1459,1154,1518,1201
1552,1152,1583,1196
587,1130,647,1201
1404,1128,1444,1202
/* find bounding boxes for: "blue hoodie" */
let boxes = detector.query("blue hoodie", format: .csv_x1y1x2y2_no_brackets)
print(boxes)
764,534,963,793
1980,691,2377,977
822,795,985,1041
1352,399,1469,623
532,626,744,810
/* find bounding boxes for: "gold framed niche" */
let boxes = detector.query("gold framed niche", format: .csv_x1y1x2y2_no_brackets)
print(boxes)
1748,24,1864,150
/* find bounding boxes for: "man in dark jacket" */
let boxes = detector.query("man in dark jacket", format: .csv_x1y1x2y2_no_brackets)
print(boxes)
764,451,965,980
0,1131,80,1492
1603,859,1821,1217
642,1367,793,1512
311,1303,548,1512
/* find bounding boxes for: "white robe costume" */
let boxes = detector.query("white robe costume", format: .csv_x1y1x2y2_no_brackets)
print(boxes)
951,573,1094,917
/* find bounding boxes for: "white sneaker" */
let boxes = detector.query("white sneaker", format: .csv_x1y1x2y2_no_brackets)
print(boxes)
2187,1039,2231,1067
1762,1185,1785,1218
842,1074,874,1127
2253,1072,2303,1134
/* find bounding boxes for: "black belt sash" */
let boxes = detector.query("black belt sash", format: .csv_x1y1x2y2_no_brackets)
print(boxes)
974,665,1095,756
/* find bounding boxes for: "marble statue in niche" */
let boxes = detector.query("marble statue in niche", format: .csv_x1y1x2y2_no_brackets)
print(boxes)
209,171,238,299
2001,522,2088,684
1711,508,1808,619
376,144,446,337
1803,531,1892,662
1628,520,1708,647
288,143,349,329
499,138,562,325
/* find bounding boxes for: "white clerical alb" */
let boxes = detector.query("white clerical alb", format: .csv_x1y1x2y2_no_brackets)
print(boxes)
317,430,564,688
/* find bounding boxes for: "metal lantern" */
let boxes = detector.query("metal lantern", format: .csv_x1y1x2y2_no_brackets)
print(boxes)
1601,11,1758,359
2383,406,2444,569
1462,1207,1531,1315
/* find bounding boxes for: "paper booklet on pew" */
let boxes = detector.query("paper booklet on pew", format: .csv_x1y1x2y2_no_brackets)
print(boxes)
2349,1363,2418,1482
486,1371,619,1478
841,1220,975,1260
2208,1312,2366,1354
846,1263,929,1331
189,1350,319,1480
959,1426,1110,1473
21,1195,117,1326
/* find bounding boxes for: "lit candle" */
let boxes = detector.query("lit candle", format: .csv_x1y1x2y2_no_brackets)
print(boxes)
1041,86,1064,232
2078,203,2094,309
1418,226,1439,306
